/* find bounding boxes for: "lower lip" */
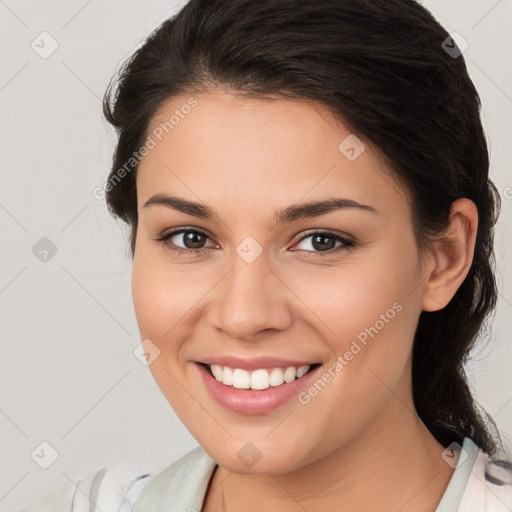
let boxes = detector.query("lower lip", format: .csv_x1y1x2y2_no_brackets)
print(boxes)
195,362,322,415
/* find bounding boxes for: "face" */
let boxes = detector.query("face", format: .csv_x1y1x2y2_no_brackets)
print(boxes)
132,91,428,474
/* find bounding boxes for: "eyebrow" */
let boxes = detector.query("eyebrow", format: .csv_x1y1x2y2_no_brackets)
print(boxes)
143,194,378,225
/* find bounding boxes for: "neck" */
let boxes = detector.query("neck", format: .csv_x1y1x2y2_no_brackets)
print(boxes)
203,376,457,512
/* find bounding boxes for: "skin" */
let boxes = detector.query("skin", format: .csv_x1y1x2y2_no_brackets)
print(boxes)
132,90,478,512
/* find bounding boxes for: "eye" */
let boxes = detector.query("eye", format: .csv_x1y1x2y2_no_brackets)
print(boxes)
155,228,355,257
291,230,354,256
155,228,217,255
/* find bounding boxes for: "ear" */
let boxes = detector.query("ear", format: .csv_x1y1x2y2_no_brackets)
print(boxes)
421,198,478,312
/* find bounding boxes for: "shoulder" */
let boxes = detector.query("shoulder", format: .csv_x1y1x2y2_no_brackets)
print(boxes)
17,481,76,512
16,446,216,512
132,445,217,511
16,462,151,512
459,443,512,511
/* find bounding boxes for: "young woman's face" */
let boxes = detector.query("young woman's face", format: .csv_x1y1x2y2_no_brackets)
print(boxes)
132,91,430,473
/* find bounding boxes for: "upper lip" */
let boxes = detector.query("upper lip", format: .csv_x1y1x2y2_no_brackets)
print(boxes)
197,355,319,372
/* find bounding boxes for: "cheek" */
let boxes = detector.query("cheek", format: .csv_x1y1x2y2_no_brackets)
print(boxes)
287,243,421,379
295,247,416,322
131,248,203,341
132,258,172,340
283,252,420,447
131,251,199,409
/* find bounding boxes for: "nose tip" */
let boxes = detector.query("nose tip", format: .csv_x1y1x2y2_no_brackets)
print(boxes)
212,260,293,340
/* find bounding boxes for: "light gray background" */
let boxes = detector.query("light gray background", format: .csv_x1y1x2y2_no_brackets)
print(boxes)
1,1,511,510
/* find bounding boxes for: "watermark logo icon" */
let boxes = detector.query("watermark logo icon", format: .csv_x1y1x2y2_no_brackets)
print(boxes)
31,441,59,469
338,134,365,161
133,338,161,366
31,32,59,59
237,442,262,468
32,237,58,263
236,236,263,264
441,442,468,468
442,32,469,59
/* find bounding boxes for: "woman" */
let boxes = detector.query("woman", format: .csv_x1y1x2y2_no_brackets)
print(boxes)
19,0,512,510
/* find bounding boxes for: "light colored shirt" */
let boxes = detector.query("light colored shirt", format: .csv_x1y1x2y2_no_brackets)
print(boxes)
18,436,512,511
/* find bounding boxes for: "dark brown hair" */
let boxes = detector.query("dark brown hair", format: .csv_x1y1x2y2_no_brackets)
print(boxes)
103,0,503,454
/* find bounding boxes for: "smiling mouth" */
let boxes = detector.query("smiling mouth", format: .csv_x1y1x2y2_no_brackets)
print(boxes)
198,362,322,391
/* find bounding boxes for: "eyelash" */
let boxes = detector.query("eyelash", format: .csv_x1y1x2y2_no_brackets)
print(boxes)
154,227,355,259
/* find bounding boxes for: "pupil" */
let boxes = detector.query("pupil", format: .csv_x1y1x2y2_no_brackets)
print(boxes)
312,235,334,251
185,232,205,249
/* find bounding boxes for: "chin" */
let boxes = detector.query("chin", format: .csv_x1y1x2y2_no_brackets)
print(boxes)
201,439,312,475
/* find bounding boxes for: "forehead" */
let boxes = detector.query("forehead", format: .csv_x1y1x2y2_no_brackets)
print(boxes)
136,91,407,218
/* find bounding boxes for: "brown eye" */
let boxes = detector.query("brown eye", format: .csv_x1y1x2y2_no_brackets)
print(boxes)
155,228,216,255
180,231,208,249
293,231,354,254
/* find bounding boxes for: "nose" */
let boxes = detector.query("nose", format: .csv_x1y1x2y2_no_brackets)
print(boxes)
211,254,293,341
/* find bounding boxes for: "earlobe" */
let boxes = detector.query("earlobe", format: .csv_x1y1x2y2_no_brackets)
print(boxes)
421,198,478,312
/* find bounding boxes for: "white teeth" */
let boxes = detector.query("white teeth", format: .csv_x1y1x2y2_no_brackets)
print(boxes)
269,368,284,386
296,364,310,378
206,364,312,390
250,369,270,390
283,367,297,382
210,364,223,381
223,366,234,386
232,369,250,389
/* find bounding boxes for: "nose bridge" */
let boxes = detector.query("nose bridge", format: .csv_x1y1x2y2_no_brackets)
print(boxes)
213,248,291,339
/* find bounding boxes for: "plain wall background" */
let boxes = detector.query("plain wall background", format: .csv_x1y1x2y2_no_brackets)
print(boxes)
1,1,511,510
